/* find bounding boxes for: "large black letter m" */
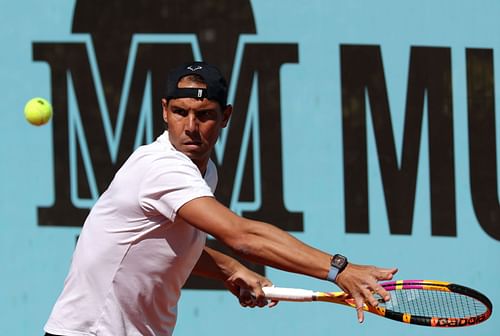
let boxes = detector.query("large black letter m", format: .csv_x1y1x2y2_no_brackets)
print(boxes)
341,45,456,236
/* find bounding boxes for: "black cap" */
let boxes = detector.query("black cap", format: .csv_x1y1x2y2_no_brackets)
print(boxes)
166,61,228,107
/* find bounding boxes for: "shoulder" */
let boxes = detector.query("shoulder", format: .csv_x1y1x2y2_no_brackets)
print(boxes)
131,133,197,171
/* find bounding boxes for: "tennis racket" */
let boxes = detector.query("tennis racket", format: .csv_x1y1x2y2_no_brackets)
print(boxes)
262,280,492,327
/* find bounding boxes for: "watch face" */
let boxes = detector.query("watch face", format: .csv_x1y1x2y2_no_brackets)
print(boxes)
333,255,347,268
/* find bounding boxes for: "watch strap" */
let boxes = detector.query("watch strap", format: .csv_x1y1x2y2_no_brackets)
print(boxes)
326,265,340,282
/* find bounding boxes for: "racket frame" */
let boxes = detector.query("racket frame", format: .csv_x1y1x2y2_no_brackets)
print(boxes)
262,280,493,327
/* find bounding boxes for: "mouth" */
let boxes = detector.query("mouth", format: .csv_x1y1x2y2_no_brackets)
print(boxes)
184,140,202,147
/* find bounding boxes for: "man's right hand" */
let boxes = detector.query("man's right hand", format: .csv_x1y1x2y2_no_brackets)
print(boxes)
334,263,398,322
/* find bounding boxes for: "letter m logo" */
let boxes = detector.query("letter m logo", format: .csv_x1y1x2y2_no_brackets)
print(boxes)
32,37,303,234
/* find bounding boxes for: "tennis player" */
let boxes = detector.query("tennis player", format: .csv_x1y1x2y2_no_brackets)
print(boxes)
44,61,397,336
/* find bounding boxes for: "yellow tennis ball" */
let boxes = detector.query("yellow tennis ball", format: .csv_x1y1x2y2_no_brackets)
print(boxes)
24,97,53,126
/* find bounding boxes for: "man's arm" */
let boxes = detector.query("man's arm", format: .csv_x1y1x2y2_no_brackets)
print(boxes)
191,245,274,307
178,196,397,322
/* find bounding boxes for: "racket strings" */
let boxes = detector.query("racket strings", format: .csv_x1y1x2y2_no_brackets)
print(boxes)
380,289,487,318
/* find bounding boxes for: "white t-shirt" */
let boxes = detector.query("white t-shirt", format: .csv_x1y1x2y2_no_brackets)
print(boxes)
45,131,217,336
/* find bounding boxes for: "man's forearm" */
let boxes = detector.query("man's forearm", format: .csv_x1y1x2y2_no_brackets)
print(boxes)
227,218,333,280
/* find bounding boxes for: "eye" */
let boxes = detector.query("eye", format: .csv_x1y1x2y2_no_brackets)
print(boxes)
197,110,217,121
172,108,188,117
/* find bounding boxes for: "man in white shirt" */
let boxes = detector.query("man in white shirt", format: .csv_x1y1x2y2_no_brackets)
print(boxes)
44,61,397,336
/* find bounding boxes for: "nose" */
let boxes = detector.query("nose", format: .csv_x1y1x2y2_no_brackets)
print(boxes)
185,113,199,133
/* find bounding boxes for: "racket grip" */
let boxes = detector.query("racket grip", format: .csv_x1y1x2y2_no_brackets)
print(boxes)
262,287,315,302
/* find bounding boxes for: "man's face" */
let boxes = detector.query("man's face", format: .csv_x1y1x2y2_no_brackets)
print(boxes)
162,77,232,172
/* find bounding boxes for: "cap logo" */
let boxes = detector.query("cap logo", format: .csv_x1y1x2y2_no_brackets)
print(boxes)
187,65,202,71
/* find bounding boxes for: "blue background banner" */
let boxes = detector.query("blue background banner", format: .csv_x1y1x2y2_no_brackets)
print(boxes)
1,1,498,335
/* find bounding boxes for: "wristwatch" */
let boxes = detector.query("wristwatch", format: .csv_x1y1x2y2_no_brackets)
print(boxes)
326,254,348,283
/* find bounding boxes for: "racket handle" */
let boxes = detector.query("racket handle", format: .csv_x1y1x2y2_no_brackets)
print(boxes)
263,287,314,302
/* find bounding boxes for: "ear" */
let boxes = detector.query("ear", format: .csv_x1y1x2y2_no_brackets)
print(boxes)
221,104,233,128
161,98,168,124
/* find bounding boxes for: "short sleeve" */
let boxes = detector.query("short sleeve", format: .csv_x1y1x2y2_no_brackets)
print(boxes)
138,154,214,222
